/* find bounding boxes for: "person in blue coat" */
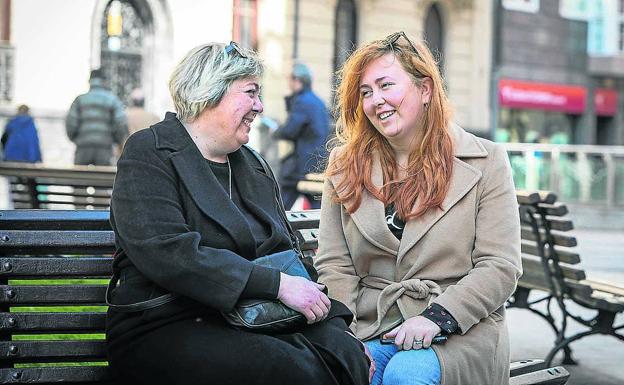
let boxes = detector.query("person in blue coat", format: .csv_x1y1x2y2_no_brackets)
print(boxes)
273,62,330,209
2,105,42,163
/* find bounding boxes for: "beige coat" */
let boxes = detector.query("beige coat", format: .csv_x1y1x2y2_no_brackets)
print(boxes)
315,124,522,385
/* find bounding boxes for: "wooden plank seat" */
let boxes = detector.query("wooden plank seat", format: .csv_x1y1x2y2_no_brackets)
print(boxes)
509,191,624,366
0,209,569,384
0,163,116,210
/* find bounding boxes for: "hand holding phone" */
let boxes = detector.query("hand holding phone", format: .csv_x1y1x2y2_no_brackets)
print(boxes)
380,335,448,345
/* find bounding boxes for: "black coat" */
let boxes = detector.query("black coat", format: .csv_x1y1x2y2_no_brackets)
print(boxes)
106,113,368,385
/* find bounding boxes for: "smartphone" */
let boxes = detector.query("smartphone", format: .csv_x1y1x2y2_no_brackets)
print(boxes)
380,335,448,345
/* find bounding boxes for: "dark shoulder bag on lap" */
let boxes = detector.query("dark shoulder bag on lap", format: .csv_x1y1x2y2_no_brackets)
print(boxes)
106,145,311,333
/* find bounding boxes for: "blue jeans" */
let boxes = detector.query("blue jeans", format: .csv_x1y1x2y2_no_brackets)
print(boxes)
365,339,441,385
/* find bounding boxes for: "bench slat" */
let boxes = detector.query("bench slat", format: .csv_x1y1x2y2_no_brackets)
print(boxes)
0,312,106,333
509,366,569,385
518,272,593,297
520,227,577,247
0,285,107,305
522,256,586,281
297,229,319,251
0,231,115,255
509,359,546,377
286,210,321,230
537,203,568,217
515,191,540,205
0,341,106,362
583,279,624,297
0,257,112,277
0,366,111,384
520,241,580,264
572,289,624,313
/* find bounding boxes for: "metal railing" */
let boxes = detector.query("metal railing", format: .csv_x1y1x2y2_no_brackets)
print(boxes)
502,143,624,207
0,42,14,102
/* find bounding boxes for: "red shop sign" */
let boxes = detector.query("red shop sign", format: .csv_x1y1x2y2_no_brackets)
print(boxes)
499,79,586,114
595,88,618,117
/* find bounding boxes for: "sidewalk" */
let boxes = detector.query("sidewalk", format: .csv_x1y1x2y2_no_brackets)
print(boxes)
509,229,624,385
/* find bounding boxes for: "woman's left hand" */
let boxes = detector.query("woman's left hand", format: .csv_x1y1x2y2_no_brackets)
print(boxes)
383,316,442,351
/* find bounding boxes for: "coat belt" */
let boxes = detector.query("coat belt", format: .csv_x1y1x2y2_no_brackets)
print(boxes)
357,275,442,340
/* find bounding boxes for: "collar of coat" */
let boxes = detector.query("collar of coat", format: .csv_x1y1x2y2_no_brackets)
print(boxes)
329,122,488,263
149,112,285,259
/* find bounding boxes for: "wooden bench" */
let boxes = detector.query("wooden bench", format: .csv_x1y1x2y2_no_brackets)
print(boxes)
509,191,624,366
0,162,116,209
0,209,569,384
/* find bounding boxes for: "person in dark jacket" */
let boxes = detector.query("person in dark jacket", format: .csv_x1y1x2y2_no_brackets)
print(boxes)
105,42,371,385
1,104,42,163
273,62,330,209
65,69,128,165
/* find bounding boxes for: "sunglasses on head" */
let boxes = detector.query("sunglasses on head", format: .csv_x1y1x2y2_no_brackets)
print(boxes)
383,31,418,55
223,41,247,58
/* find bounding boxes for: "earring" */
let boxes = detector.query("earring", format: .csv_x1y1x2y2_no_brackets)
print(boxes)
424,102,429,110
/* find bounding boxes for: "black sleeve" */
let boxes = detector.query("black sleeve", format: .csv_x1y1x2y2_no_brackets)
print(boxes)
240,265,280,299
111,132,271,312
420,303,461,335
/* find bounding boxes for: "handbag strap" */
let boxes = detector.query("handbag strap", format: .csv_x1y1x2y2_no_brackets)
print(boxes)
242,145,301,252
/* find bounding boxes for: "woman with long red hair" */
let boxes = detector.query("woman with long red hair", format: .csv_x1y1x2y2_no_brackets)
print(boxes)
315,32,522,385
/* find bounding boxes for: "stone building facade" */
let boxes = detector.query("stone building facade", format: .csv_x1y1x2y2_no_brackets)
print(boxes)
0,0,492,165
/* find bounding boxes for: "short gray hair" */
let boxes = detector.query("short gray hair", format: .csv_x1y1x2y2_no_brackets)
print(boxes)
168,42,263,122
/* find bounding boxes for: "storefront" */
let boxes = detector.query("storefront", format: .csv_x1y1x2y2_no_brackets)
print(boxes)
496,78,620,144
496,78,586,144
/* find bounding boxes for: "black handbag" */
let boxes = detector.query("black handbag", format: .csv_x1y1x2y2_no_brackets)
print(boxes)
106,146,311,333
221,249,310,332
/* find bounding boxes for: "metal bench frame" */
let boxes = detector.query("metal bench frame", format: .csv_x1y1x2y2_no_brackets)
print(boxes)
509,192,624,366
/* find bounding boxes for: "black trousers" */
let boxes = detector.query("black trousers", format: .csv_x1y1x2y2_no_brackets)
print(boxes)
108,314,368,385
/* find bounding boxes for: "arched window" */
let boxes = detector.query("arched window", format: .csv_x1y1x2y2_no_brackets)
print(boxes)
333,0,357,85
100,0,151,104
233,0,258,50
424,3,444,73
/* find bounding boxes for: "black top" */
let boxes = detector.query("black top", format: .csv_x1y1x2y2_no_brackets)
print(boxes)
385,202,460,334
207,159,279,300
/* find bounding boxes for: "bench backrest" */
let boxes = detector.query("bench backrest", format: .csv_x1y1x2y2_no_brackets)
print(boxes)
516,191,589,298
0,163,116,210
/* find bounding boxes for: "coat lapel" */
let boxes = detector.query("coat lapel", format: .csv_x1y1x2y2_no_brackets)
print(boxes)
397,123,487,264
330,155,400,254
154,114,257,259
228,149,290,254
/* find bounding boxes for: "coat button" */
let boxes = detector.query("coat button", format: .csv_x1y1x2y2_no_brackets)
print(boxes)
194,317,203,323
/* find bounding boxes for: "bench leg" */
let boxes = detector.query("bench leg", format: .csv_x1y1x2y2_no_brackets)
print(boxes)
545,329,600,366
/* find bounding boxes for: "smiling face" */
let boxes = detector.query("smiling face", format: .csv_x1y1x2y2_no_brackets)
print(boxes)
208,76,263,153
359,53,431,148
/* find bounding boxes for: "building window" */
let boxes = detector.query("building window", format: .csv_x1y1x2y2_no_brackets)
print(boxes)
424,2,445,74
333,0,357,84
100,0,147,104
619,22,624,52
233,0,257,50
619,0,624,13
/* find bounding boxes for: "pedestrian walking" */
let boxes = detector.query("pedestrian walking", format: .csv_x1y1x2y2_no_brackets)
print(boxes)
65,69,128,166
273,62,330,209
1,104,42,163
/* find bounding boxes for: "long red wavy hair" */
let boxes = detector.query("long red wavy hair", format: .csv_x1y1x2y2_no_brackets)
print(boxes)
327,34,454,220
